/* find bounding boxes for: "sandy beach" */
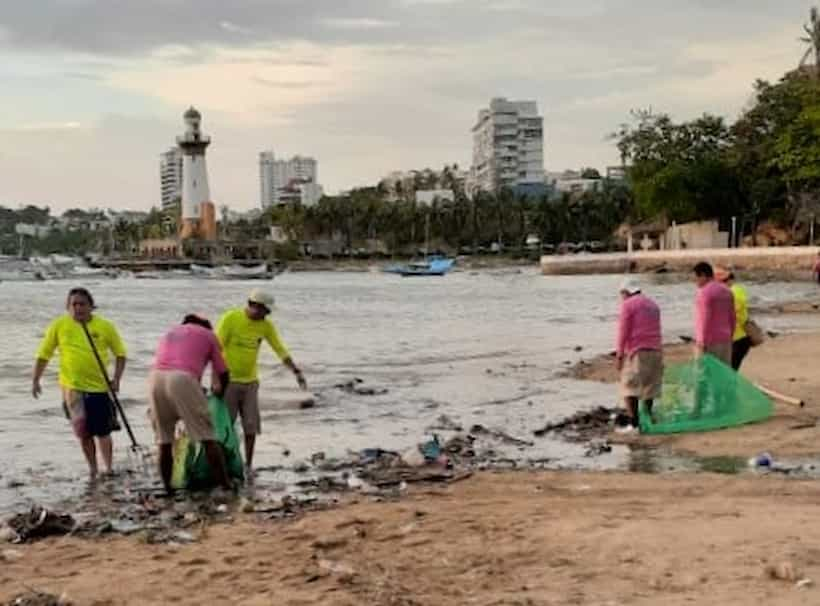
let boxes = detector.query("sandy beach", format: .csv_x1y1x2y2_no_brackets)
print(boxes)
4,471,820,606
3,326,820,605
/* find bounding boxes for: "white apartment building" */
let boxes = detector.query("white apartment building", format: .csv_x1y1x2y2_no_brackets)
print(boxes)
260,151,320,208
259,151,277,207
470,97,544,194
159,147,183,211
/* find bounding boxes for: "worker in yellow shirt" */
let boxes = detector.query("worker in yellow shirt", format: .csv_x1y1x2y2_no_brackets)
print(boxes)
216,289,306,472
32,287,127,479
716,268,750,370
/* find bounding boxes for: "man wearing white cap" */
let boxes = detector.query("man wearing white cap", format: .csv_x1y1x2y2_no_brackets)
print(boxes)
216,289,307,471
615,278,663,432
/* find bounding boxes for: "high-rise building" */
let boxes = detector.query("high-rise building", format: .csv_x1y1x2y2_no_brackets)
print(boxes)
259,151,321,208
259,151,277,208
470,97,544,194
159,147,183,211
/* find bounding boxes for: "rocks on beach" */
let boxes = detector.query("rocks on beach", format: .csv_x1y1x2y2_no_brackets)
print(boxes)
334,378,388,396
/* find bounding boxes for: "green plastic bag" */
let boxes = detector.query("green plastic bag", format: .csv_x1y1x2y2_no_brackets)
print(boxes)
171,395,244,490
639,354,773,435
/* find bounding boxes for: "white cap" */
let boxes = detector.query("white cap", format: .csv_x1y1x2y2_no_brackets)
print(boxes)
248,288,274,309
619,277,641,295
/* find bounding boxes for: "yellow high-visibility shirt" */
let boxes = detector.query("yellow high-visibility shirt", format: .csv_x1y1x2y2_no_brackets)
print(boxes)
36,314,126,393
731,283,748,342
216,308,290,384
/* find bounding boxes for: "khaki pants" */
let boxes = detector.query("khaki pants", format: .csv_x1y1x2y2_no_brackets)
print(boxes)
224,382,261,436
620,350,663,400
148,369,214,445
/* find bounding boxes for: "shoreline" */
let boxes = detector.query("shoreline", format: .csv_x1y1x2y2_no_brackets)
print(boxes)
285,255,537,273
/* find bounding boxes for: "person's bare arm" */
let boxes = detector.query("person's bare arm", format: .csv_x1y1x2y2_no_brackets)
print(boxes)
282,357,307,390
32,358,49,399
112,356,126,392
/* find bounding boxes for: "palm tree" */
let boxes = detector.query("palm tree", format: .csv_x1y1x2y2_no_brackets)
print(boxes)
800,7,820,75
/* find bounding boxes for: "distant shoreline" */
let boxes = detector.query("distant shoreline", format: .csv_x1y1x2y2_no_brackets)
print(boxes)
285,255,538,273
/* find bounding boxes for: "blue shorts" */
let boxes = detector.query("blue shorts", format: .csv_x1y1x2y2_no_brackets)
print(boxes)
62,390,116,438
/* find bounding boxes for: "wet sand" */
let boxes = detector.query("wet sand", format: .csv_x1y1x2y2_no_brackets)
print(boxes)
4,471,820,606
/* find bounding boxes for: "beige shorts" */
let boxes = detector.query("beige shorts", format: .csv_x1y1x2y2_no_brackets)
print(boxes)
224,382,261,436
620,350,663,400
704,342,732,367
148,369,214,445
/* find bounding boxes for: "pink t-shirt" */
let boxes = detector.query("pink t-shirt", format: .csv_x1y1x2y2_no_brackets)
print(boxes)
153,324,227,381
695,280,736,346
616,293,662,357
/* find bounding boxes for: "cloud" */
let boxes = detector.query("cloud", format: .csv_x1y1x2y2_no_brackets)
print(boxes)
0,0,813,209
3,121,83,132
251,76,326,89
218,20,251,35
320,17,400,29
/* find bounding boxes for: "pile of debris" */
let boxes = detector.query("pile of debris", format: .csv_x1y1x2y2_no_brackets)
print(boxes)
3,506,76,543
3,591,68,606
286,418,546,497
533,406,618,442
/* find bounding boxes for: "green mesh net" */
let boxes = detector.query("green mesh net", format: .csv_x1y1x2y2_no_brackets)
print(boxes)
171,394,244,490
639,354,773,435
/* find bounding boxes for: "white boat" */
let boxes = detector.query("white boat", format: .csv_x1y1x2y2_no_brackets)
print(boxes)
68,265,113,278
190,263,274,280
221,263,271,279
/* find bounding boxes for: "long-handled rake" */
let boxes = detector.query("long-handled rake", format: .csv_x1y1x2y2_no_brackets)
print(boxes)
81,322,152,470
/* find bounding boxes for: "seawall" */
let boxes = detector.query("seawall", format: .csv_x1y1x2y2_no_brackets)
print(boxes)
540,246,820,275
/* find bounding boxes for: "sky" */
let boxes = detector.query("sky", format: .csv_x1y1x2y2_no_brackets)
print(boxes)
0,0,814,212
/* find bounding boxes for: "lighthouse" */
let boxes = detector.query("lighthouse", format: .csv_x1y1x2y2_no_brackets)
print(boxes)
177,106,216,240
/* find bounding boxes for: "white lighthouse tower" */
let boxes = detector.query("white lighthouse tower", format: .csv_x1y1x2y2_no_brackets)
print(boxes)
176,106,211,232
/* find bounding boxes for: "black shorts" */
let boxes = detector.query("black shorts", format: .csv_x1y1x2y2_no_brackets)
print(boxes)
62,391,116,438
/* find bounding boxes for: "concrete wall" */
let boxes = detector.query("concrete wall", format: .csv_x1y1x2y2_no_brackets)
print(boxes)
541,247,820,275
666,221,728,250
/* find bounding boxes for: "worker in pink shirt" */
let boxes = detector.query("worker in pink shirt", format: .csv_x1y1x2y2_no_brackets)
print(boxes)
813,252,820,285
615,278,663,432
149,314,231,494
692,262,735,366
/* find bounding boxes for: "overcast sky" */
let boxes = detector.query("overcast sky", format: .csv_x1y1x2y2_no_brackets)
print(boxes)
0,0,813,212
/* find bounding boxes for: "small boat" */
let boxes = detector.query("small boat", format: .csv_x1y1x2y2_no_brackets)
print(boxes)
385,256,455,277
190,263,276,280
383,214,454,277
221,263,273,280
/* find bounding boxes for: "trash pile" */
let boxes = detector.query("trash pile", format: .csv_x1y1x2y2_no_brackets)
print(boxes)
0,484,278,545
533,406,618,442
282,417,548,500
3,590,68,606
3,506,76,543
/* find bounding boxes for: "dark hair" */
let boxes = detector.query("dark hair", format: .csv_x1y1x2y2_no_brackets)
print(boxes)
182,314,212,330
693,262,714,278
66,287,95,309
